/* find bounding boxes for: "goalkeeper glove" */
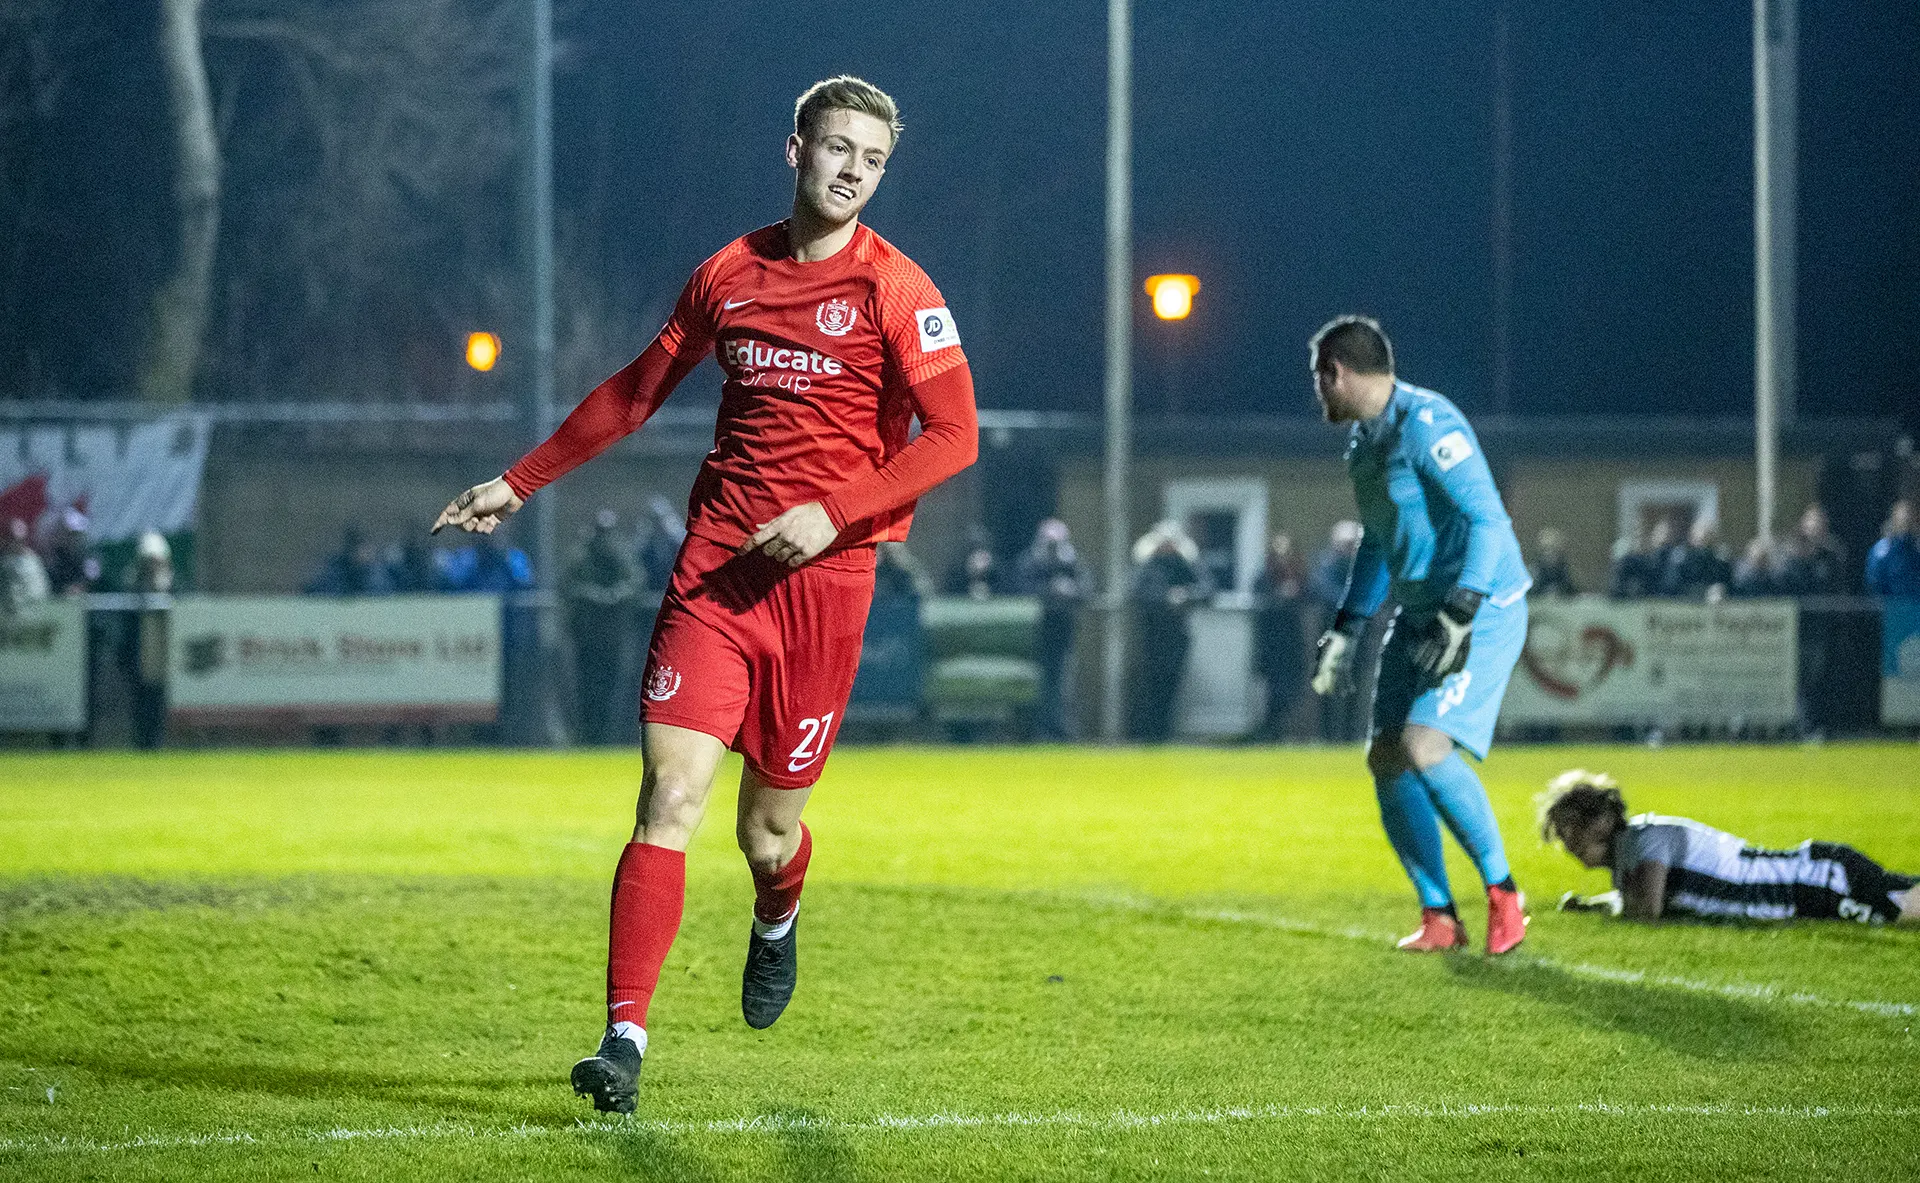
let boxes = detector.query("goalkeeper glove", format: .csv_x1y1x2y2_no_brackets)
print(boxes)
1556,889,1623,916
1412,586,1481,684
1311,610,1367,697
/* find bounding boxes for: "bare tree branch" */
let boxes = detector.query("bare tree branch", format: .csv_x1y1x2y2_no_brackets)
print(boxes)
198,0,524,400
141,0,221,405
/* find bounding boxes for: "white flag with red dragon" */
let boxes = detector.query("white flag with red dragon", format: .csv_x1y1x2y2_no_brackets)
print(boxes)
0,417,210,544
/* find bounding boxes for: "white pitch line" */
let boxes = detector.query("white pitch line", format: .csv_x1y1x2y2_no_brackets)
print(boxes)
5,1101,1916,1159
1162,903,1918,1018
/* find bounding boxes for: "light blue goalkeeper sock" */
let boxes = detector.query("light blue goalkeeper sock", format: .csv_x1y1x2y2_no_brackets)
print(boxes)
1375,769,1452,907
1419,752,1511,888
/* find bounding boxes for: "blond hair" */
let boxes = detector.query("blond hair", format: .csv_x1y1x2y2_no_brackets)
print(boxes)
794,76,902,149
1535,769,1626,845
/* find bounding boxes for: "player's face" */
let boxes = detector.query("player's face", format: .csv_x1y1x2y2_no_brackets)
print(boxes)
787,109,891,228
1562,816,1615,869
1313,356,1356,422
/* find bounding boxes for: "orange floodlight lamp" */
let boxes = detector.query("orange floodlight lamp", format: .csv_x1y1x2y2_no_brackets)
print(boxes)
465,331,501,372
1145,274,1200,321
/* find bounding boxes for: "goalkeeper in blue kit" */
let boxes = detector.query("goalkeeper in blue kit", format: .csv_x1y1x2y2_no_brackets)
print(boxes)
1308,316,1532,954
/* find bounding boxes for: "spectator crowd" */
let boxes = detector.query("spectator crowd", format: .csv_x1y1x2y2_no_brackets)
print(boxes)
7,484,1916,749
1591,499,1918,602
283,491,1920,746
0,508,173,749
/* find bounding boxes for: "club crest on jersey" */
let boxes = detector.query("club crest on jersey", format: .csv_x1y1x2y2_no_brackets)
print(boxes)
815,298,858,337
644,664,682,703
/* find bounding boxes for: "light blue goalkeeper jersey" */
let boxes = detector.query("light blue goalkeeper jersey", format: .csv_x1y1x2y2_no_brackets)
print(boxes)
1339,380,1530,616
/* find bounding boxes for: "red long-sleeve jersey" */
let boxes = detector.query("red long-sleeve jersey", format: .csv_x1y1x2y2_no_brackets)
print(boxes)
504,222,978,551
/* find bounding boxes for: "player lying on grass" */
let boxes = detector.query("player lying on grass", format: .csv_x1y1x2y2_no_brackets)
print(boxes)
433,76,978,1113
1307,316,1531,955
1540,769,1920,924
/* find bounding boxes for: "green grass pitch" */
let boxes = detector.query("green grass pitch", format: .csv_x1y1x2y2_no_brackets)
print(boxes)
2,743,1917,1180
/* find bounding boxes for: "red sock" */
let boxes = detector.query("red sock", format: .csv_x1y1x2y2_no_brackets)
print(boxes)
606,842,685,1028
751,823,812,924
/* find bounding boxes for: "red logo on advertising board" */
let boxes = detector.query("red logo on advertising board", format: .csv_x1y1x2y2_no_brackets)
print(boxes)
1520,625,1635,700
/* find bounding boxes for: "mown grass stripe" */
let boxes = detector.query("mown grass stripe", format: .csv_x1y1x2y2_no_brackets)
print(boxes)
1176,904,1918,1017
5,1102,1915,1159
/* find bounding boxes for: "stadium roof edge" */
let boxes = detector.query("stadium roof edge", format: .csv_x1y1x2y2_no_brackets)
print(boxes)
973,411,1907,462
0,401,1903,462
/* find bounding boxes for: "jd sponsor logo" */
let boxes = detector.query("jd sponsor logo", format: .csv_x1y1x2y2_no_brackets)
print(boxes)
915,306,960,352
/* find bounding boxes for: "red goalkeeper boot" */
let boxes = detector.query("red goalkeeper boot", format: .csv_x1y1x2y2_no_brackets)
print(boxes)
1486,884,1529,955
1396,907,1468,952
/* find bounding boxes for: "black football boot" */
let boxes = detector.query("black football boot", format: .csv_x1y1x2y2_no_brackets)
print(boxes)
570,1026,643,1114
741,915,799,1030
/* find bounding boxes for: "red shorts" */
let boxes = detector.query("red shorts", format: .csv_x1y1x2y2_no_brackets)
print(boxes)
639,533,876,788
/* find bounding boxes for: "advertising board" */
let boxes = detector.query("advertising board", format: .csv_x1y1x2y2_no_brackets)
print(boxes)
0,598,87,732
1882,598,1920,727
167,595,500,724
1506,596,1798,727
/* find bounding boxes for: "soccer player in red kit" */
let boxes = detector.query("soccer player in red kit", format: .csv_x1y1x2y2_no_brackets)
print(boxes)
432,76,977,1113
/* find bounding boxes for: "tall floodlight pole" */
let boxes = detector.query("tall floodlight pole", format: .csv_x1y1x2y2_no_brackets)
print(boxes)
1099,0,1134,742
524,0,558,740
1490,0,1514,415
1753,0,1797,540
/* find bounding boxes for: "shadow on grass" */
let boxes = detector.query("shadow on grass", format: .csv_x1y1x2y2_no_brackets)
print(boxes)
0,1043,552,1118
1444,956,1804,1060
604,1126,728,1182
768,1107,857,1182
0,873,605,920
0,875,338,919
601,1107,857,1182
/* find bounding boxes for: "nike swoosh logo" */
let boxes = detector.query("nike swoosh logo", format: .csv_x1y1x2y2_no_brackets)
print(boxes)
724,298,755,310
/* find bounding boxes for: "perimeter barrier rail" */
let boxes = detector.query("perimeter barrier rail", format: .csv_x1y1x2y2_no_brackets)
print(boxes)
0,593,1914,747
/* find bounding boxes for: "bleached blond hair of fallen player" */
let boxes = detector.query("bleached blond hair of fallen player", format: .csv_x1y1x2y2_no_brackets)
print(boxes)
1536,768,1626,846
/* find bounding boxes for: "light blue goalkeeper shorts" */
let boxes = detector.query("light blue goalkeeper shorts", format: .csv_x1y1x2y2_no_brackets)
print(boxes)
1370,595,1527,761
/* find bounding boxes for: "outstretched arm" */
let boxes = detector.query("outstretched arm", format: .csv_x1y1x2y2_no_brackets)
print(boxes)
507,342,703,500
431,342,701,535
742,362,980,567
435,252,718,535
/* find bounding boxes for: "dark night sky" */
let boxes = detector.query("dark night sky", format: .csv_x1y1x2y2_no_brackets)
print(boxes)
8,1,1919,422
557,0,1918,422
